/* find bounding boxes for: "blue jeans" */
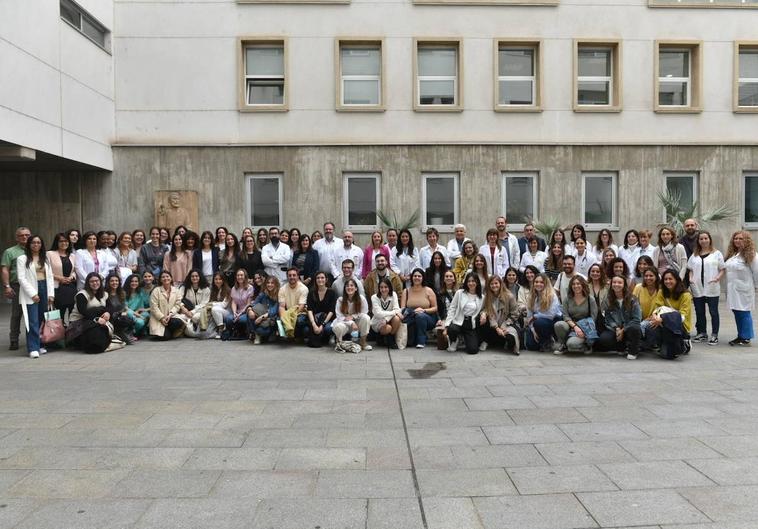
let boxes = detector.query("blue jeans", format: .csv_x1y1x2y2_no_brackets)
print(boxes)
693,296,719,336
734,310,754,340
25,280,47,353
225,313,250,337
525,316,559,351
404,310,437,346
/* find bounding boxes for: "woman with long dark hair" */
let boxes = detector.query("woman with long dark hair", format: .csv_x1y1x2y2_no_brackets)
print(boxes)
66,273,113,354
17,236,54,358
138,226,167,278
597,275,642,359
332,278,372,351
193,231,220,284
148,270,185,340
390,229,419,287
124,273,150,337
47,232,77,322
688,231,725,345
443,272,484,354
163,233,192,287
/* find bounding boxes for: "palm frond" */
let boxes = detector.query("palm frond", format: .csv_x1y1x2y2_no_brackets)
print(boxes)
657,189,737,237
533,217,562,241
377,208,420,231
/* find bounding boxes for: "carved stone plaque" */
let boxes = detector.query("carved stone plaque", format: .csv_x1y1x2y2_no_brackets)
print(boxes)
154,190,198,233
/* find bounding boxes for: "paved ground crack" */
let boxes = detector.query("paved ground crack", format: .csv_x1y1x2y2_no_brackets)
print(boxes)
387,347,429,529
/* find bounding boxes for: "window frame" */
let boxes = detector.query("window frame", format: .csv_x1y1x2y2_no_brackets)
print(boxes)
734,41,758,113
581,171,618,230
648,0,758,8
245,173,284,228
413,39,464,112
494,39,542,112
573,39,622,112
239,37,289,112
502,171,539,230
59,0,110,53
654,40,702,113
335,38,386,112
743,171,758,229
421,172,460,231
663,171,699,222
342,172,382,232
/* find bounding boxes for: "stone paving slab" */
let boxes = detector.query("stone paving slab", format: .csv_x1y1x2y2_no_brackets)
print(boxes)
2,305,758,527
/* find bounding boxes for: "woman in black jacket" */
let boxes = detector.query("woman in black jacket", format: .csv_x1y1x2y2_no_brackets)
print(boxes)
238,233,263,280
192,231,220,284
292,234,320,287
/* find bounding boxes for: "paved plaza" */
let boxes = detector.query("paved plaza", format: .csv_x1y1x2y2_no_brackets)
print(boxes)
1,304,758,529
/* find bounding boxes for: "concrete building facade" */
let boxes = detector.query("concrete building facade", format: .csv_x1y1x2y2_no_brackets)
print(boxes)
1,0,758,247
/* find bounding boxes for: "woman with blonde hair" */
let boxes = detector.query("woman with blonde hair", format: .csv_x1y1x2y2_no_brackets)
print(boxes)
725,230,758,346
479,275,520,354
525,273,562,352
362,230,389,279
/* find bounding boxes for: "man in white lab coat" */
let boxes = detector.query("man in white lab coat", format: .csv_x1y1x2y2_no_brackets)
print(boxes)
261,227,291,282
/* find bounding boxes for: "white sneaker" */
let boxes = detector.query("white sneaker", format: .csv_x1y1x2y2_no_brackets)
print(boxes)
479,341,488,352
253,335,261,345
626,353,637,360
446,341,456,352
29,350,39,359
416,344,425,349
362,344,373,351
39,348,47,355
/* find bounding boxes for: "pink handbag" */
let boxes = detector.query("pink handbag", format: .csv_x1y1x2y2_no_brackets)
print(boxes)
40,310,65,344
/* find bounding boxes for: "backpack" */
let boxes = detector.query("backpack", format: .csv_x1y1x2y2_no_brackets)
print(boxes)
334,341,361,354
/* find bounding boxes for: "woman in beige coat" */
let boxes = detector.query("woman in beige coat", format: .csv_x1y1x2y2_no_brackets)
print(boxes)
149,270,184,340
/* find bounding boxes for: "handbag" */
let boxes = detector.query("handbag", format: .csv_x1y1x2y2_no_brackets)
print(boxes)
396,323,408,349
40,309,65,345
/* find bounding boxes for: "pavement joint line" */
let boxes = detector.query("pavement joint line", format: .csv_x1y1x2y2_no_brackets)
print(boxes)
571,491,603,528
386,347,429,529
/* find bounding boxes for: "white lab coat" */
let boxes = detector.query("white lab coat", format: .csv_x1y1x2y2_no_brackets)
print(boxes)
499,235,521,270
519,250,548,273
16,255,55,332
591,244,619,262
640,244,657,259
313,237,342,274
688,251,725,298
419,244,451,269
331,244,364,279
390,247,420,285
261,242,292,282
75,248,118,290
574,251,598,278
446,237,470,261
479,244,510,278
725,254,758,311
618,245,641,274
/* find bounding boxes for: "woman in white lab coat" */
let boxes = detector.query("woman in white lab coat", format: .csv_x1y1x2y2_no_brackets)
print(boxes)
725,230,758,346
687,231,725,345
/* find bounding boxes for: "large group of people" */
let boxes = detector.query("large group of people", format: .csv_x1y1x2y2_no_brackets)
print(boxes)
2,217,757,360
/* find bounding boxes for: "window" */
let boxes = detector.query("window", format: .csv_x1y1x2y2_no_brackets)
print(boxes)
415,40,462,111
246,174,282,227
655,41,702,112
664,172,698,216
502,172,538,228
574,40,621,111
337,40,383,111
582,172,617,229
343,173,380,229
736,43,758,111
495,41,541,111
60,0,109,51
241,39,287,111
649,0,758,7
744,173,758,227
423,173,459,229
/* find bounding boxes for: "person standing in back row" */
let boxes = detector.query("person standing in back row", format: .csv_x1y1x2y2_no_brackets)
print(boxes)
2,226,32,350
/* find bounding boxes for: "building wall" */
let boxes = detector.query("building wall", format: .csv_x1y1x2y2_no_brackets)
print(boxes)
0,0,114,170
114,0,757,146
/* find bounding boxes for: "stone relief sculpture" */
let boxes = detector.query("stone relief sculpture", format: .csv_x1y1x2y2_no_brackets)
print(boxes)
154,191,198,233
